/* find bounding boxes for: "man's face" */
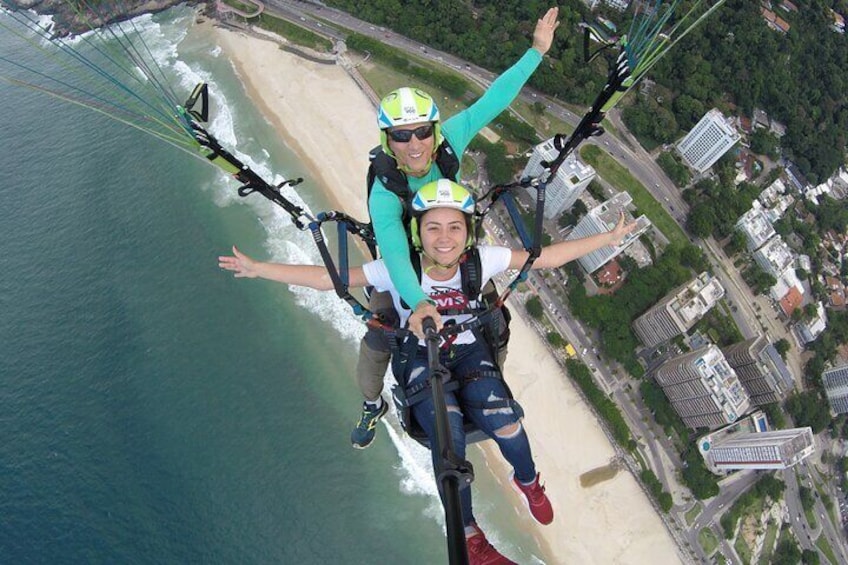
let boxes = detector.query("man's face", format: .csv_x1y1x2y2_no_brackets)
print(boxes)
386,122,436,177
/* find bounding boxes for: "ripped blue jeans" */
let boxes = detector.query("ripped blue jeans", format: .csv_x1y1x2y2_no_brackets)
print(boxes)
406,342,536,527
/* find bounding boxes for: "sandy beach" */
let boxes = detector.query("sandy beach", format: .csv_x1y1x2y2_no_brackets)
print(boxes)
209,21,680,564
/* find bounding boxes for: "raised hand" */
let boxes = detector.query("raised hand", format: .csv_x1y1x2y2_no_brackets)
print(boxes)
532,7,561,56
608,212,637,246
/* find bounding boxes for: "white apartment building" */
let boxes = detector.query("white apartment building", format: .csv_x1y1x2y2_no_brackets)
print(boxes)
699,427,815,473
677,109,741,173
565,192,651,273
522,140,596,219
632,273,725,348
654,344,751,430
736,205,776,252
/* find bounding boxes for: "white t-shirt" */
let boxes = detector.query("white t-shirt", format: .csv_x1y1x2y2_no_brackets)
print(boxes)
362,246,513,345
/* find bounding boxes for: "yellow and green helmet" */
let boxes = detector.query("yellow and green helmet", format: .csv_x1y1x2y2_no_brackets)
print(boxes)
409,179,476,250
377,87,443,155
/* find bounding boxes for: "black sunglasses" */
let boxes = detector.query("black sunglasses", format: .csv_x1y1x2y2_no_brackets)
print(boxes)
386,124,435,143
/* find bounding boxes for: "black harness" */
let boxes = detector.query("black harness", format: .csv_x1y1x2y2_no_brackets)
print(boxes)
388,249,520,446
365,142,460,240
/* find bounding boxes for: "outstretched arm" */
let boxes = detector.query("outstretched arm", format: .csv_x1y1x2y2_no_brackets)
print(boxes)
440,7,560,154
509,212,637,270
218,246,368,290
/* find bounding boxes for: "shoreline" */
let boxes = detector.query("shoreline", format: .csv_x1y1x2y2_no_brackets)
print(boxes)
204,19,681,564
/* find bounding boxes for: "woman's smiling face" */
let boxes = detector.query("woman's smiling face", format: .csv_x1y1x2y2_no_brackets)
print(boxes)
419,207,468,267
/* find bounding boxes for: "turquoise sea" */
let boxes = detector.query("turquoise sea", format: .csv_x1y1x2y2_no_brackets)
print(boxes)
0,6,543,563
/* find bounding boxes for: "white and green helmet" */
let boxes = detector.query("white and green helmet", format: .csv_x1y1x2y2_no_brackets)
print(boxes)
377,87,443,155
409,179,476,250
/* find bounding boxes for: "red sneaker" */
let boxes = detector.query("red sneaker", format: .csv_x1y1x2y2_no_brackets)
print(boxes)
511,472,554,525
466,523,516,565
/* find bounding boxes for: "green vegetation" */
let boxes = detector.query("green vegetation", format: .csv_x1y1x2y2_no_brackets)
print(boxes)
720,473,784,538
774,339,790,360
546,331,565,348
253,13,333,51
640,379,688,439
640,468,673,513
221,0,260,13
734,534,752,565
681,448,719,500
762,402,787,430
750,129,781,161
772,527,801,565
567,244,695,376
758,519,780,565
816,535,837,565
698,527,719,556
656,151,690,187
786,391,832,434
691,303,744,347
328,0,848,181
802,548,821,565
741,262,778,296
525,295,543,320
347,34,468,97
621,87,679,151
468,137,520,185
579,145,689,248
685,503,702,526
684,177,760,240
564,360,634,451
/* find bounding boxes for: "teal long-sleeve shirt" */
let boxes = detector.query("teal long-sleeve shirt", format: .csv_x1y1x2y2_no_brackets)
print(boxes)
368,48,543,310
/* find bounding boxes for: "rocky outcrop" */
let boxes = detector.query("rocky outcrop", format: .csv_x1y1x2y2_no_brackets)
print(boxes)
4,0,196,36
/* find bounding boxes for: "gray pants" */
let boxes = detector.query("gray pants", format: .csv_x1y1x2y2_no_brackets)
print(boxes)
355,284,509,402
356,291,394,402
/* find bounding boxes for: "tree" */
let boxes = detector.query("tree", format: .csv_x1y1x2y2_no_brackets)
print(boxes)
803,303,818,321
774,339,790,360
681,449,719,499
786,391,832,433
750,128,780,159
572,199,588,218
526,295,543,320
546,331,565,348
772,536,801,565
801,549,820,565
687,204,715,238
680,244,709,273
726,229,748,256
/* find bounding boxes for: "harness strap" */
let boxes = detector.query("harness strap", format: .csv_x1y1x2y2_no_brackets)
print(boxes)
395,368,506,409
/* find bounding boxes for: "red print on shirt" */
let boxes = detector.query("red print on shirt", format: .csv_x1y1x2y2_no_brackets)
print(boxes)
430,287,469,313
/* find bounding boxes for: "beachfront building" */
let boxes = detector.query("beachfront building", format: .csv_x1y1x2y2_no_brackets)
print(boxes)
822,364,848,414
698,426,815,473
632,273,725,348
565,192,651,273
722,336,795,405
522,139,596,219
736,205,776,252
677,109,741,173
654,344,751,430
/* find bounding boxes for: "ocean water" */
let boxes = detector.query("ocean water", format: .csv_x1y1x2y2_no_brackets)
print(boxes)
0,6,542,564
